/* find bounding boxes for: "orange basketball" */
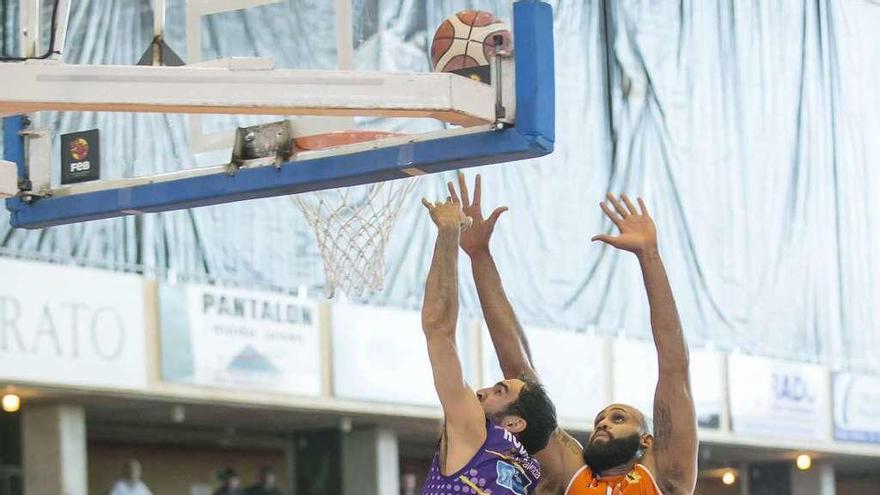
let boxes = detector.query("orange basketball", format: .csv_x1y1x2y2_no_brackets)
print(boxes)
430,10,512,73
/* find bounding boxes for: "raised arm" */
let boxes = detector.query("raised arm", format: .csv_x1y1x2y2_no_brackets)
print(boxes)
449,174,535,380
451,174,585,491
592,193,698,495
421,196,487,470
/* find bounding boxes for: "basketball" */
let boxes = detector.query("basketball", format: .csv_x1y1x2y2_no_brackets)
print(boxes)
430,10,512,73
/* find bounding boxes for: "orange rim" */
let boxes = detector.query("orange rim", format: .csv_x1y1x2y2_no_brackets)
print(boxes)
294,130,404,151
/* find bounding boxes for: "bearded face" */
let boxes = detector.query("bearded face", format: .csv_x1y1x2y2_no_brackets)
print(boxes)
582,432,643,472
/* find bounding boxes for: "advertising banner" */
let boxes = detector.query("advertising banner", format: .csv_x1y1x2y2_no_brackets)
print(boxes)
332,303,439,407
0,258,147,390
728,354,830,440
612,340,724,429
482,326,608,424
833,372,880,444
160,284,322,396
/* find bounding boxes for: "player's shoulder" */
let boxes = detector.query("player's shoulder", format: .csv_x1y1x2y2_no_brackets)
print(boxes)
554,428,587,474
533,428,586,492
533,476,567,495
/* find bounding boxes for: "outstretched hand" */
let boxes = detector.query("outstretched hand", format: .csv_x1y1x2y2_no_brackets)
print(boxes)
447,173,508,257
422,195,472,231
592,193,657,255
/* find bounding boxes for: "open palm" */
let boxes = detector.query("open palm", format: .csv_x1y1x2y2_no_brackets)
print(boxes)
592,193,657,255
447,173,507,257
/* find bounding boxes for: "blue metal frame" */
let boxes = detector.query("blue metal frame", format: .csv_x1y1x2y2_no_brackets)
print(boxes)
5,0,554,229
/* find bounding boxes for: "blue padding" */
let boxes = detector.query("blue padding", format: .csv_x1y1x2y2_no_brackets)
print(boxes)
513,0,555,143
6,0,555,229
3,116,26,178
7,128,549,228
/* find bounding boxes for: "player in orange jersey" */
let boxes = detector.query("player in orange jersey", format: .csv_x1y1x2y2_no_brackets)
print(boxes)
448,174,697,495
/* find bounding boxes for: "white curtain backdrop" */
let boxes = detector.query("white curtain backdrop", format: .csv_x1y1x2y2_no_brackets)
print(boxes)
1,0,878,370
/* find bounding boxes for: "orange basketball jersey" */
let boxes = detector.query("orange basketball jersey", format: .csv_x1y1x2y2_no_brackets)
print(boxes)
565,464,662,495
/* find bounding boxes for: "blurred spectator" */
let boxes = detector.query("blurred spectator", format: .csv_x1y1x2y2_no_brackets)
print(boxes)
400,472,417,495
245,466,283,495
108,459,153,495
214,467,244,495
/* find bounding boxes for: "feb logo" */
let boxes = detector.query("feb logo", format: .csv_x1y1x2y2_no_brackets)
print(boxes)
60,129,99,184
69,137,90,161
772,373,816,404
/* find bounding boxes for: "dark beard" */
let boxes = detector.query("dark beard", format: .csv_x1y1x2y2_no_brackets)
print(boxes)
582,432,642,473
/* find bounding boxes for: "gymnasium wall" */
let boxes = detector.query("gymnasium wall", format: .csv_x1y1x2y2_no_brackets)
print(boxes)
87,442,287,495
2,258,879,456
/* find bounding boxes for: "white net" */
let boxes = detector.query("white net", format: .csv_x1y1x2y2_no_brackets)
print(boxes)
291,177,419,297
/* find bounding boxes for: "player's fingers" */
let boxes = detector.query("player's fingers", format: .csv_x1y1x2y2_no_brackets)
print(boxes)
487,206,508,227
473,174,482,206
457,173,471,207
600,201,624,228
606,192,629,217
421,198,434,210
637,197,649,216
621,194,639,216
447,181,460,204
591,234,616,245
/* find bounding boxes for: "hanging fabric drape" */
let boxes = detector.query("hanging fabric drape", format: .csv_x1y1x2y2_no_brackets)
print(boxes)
1,0,878,370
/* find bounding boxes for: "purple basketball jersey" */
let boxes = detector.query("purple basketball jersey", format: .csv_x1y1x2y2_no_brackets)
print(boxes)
422,420,542,495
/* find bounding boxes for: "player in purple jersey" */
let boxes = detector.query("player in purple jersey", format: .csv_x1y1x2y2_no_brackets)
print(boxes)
420,192,557,495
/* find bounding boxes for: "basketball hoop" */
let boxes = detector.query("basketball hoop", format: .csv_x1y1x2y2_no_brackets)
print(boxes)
290,131,419,297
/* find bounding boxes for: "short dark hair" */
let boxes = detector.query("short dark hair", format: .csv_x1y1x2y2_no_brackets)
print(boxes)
501,375,557,454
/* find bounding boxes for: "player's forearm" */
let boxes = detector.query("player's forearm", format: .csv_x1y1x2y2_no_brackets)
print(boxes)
641,249,698,493
469,250,535,378
422,226,460,338
637,248,689,375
